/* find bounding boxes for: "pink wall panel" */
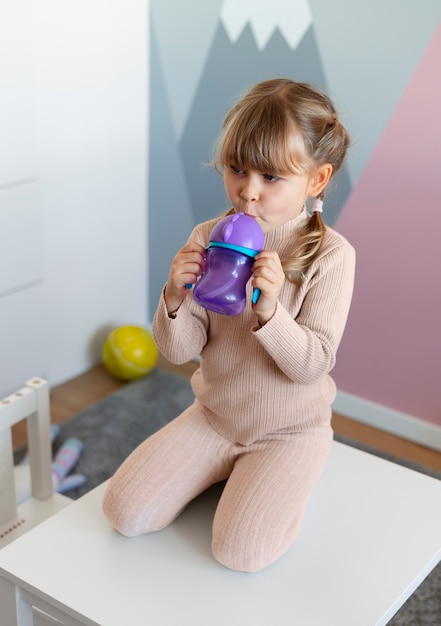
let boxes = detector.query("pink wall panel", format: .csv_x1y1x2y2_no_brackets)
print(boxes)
332,24,441,425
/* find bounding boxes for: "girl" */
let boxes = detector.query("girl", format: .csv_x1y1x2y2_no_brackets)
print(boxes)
103,78,355,572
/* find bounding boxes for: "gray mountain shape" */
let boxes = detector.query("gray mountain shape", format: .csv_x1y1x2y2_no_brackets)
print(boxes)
149,18,353,316
148,23,196,317
179,21,352,226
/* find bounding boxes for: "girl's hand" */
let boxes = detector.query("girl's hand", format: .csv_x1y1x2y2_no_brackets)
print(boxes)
164,242,206,314
251,250,285,325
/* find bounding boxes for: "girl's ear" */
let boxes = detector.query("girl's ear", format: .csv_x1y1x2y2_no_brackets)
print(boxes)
309,164,332,197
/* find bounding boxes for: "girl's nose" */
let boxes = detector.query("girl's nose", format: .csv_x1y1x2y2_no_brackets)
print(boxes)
240,175,260,203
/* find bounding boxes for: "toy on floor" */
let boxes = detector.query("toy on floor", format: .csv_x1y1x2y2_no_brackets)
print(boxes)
14,425,86,505
102,325,158,380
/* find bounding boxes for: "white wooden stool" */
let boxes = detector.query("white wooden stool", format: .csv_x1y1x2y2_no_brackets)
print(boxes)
0,379,71,550
0,442,440,625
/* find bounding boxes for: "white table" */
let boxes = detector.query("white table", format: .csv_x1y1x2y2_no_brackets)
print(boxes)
1,442,441,626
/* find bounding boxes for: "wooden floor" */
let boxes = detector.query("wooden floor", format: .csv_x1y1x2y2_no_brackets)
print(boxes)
12,354,441,473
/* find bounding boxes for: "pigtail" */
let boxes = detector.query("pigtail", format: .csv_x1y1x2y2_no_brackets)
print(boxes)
282,98,350,284
282,206,326,284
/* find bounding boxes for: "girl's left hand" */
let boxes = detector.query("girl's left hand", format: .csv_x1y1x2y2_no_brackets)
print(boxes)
251,250,285,325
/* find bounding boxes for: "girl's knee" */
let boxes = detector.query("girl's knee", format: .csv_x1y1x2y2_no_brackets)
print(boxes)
102,475,183,537
102,480,140,537
212,541,291,573
211,544,265,573
211,526,299,573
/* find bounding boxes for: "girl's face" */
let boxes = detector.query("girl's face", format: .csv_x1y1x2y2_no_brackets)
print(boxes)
223,164,314,232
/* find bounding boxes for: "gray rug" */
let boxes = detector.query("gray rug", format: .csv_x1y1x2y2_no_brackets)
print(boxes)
57,368,440,625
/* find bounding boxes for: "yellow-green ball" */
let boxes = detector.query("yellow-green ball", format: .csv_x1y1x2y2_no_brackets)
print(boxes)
103,325,158,380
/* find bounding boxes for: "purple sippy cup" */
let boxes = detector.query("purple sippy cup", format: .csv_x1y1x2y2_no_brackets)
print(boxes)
192,212,265,315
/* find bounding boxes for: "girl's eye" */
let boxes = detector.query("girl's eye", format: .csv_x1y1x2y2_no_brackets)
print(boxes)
263,173,279,182
230,165,243,175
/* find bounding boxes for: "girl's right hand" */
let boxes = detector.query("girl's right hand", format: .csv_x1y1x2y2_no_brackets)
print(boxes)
164,241,206,314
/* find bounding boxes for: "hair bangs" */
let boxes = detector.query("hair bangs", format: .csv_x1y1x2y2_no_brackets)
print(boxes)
216,101,308,177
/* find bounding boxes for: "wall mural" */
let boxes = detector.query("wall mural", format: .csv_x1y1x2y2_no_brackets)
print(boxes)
149,0,441,427
149,0,351,315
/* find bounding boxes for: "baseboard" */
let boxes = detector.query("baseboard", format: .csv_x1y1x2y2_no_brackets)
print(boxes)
333,391,441,453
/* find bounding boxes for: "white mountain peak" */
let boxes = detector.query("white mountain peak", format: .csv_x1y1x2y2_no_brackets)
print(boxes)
220,0,312,50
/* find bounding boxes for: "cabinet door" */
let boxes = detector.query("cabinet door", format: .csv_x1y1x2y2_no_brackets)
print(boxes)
0,183,47,396
0,1,46,395
0,182,43,296
0,286,48,396
0,0,37,186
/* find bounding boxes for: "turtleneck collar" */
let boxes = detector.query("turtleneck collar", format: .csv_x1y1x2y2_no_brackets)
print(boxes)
263,207,309,249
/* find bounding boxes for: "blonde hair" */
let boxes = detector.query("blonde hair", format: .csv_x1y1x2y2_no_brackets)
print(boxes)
213,78,350,284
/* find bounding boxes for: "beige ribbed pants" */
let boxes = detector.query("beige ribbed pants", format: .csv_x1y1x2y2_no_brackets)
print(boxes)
102,401,332,572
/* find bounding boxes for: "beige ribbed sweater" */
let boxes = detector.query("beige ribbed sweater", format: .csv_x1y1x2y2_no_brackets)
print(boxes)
152,208,355,446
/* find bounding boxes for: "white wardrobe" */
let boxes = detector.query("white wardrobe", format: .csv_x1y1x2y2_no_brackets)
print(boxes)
0,0,150,397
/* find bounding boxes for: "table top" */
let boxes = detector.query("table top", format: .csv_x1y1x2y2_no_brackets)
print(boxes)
1,442,441,626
